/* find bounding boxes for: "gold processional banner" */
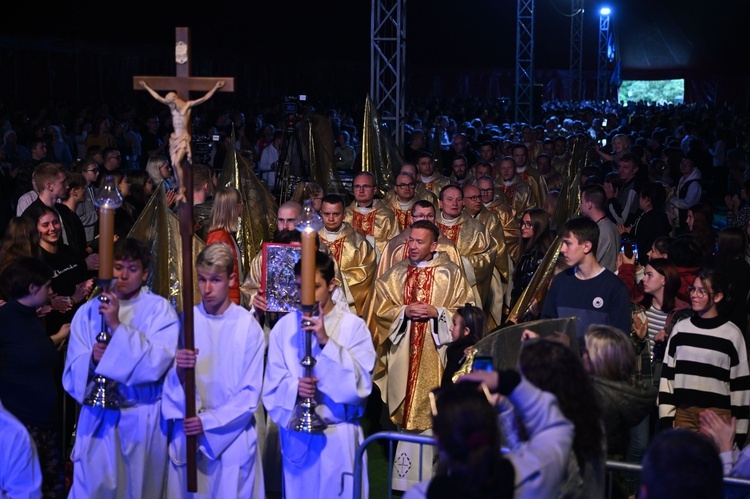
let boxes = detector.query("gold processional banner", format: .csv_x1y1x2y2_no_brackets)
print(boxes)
453,317,579,381
306,115,348,197
361,94,400,198
127,182,205,313
218,125,278,277
454,136,596,376
506,135,590,324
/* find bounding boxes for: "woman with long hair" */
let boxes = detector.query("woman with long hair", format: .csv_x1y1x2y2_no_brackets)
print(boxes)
441,303,486,387
0,216,41,275
125,169,155,220
618,257,692,385
714,227,750,334
145,155,174,191
659,269,750,448
291,181,324,213
206,187,243,305
517,339,605,498
103,170,136,239
405,365,575,498
24,203,92,336
583,325,656,498
510,208,554,310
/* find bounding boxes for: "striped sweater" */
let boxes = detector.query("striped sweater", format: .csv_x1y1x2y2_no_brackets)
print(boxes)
658,315,750,446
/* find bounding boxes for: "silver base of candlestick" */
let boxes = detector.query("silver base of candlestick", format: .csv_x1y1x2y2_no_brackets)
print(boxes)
289,304,327,433
83,295,121,409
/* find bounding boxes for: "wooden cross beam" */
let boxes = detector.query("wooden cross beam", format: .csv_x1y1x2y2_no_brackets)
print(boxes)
132,27,234,494
133,27,234,100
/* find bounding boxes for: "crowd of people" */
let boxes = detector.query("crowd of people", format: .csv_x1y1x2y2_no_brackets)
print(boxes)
2,96,750,498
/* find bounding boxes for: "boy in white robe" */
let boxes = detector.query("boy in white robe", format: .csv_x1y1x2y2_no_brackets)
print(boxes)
63,238,179,499
0,399,42,499
162,243,266,498
263,251,376,499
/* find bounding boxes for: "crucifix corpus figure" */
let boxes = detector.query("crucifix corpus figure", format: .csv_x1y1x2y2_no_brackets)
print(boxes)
138,79,224,202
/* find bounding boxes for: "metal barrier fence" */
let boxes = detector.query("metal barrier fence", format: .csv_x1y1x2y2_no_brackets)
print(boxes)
353,431,750,499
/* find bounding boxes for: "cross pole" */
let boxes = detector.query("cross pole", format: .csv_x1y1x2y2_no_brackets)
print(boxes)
133,27,234,493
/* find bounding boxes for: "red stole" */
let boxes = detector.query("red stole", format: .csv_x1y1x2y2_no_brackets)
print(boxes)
498,184,516,202
351,210,376,236
326,236,346,263
435,222,461,245
402,265,435,426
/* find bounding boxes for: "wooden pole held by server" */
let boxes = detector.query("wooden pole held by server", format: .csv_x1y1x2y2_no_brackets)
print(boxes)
134,27,234,492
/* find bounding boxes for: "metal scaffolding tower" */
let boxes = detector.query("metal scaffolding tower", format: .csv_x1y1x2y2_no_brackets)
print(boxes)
597,9,611,102
569,0,584,101
371,0,406,148
514,0,535,124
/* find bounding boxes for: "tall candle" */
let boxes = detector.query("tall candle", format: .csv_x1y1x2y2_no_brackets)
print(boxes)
98,208,115,281
300,228,316,306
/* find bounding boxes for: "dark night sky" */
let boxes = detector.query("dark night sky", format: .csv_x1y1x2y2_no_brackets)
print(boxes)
5,0,750,74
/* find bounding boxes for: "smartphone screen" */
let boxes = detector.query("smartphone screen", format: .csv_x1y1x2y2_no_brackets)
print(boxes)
621,242,639,260
472,355,494,372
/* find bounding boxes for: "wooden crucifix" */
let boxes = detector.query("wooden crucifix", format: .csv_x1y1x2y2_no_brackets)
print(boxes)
133,27,234,493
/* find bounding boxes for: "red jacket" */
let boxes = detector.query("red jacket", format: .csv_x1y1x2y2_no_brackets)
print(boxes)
205,229,241,305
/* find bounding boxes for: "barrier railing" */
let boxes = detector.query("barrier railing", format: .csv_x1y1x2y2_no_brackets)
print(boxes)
353,431,434,499
353,431,750,499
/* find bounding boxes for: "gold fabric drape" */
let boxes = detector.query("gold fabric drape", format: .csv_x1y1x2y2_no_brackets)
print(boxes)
452,317,579,381
506,135,589,324
127,182,205,313
361,94,400,197
217,126,278,277
307,117,347,197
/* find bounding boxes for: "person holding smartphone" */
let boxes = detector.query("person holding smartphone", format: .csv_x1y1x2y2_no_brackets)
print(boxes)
441,303,486,387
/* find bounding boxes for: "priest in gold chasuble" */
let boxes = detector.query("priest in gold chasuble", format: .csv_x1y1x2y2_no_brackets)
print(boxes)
434,185,497,306
463,184,510,328
371,221,474,431
477,175,521,261
512,142,549,207
318,194,377,316
382,173,423,231
495,157,535,210
416,152,450,197
344,172,400,259
375,201,464,281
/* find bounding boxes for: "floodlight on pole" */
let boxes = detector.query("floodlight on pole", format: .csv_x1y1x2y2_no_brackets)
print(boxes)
597,6,612,101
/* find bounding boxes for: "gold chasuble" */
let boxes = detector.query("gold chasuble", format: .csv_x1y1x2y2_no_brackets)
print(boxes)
473,207,508,281
485,197,521,263
496,176,534,216
517,166,548,207
319,222,377,316
344,200,400,257
382,195,415,232
473,207,509,328
419,173,450,197
371,252,474,431
374,228,464,280
435,211,497,305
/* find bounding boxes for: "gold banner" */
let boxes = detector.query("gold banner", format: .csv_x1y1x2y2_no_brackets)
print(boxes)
453,317,579,380
218,125,278,277
506,135,589,323
307,120,347,196
361,94,400,197
127,182,204,313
